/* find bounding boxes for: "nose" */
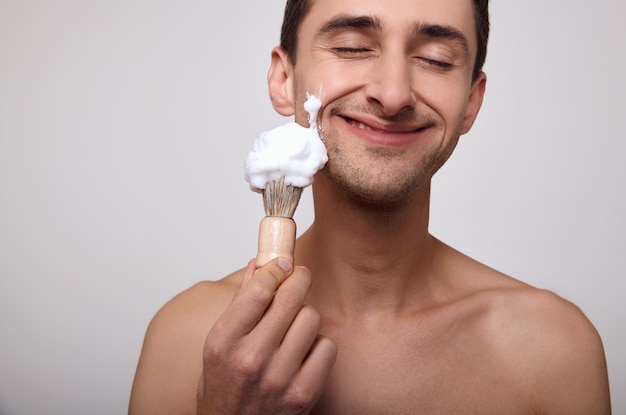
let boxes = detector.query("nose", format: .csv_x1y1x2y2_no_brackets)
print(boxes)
365,51,416,116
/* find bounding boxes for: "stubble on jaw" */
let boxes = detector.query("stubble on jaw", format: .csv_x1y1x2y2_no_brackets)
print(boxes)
320,150,428,210
318,122,463,210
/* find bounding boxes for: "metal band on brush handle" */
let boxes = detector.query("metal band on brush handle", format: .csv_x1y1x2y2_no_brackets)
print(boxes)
256,216,296,267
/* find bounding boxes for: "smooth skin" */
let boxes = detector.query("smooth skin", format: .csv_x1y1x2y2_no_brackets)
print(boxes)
129,0,611,413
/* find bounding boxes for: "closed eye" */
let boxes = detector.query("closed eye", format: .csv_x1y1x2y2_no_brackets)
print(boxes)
419,57,453,70
333,47,372,54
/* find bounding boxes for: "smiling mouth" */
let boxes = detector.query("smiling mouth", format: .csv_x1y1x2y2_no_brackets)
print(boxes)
343,116,425,134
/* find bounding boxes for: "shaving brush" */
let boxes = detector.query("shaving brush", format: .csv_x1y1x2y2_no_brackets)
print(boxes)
256,178,303,266
245,93,327,268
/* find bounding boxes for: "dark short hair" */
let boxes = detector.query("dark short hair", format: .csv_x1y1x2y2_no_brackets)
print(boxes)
280,0,489,81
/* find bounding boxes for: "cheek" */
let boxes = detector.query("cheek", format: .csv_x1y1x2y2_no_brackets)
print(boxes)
296,61,370,106
320,69,368,100
419,78,470,123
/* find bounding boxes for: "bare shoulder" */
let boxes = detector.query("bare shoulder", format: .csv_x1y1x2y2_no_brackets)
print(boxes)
148,270,243,333
431,239,611,413
482,285,607,361
129,269,244,415
477,285,611,414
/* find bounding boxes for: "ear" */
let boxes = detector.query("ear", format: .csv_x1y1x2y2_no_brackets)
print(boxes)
461,72,487,134
267,46,296,116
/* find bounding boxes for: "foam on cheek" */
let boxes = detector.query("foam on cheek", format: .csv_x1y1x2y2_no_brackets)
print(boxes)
244,93,328,192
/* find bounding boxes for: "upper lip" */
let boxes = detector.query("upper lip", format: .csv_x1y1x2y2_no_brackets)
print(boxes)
339,113,429,134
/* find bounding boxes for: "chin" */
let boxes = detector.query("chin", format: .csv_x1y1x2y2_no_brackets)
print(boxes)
323,167,430,208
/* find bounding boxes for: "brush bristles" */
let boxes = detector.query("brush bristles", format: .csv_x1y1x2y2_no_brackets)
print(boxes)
262,178,303,218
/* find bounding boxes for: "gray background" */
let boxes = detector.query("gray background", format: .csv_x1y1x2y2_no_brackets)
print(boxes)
1,1,624,414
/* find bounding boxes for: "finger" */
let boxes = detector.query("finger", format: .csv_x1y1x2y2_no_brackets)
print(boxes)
214,258,293,339
270,305,323,380
241,258,257,286
289,336,337,407
250,266,312,349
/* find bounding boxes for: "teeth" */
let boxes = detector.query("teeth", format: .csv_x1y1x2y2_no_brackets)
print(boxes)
350,119,373,131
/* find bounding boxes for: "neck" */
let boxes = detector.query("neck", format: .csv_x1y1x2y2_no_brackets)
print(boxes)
295,175,439,320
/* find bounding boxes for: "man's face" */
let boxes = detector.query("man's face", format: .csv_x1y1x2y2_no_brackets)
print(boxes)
280,0,486,204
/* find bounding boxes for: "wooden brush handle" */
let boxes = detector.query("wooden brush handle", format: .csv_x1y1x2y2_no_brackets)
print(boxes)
256,216,296,267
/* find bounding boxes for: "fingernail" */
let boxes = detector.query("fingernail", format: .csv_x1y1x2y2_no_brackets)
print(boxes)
277,258,292,272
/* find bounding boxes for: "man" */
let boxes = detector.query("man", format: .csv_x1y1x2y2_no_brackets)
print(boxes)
129,0,611,413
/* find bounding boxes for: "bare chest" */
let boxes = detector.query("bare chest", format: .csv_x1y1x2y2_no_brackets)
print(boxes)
311,322,530,415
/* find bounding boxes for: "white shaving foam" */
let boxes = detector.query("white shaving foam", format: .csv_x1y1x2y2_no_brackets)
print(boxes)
245,93,328,192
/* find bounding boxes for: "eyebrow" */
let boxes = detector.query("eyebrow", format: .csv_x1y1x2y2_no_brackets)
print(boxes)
316,14,382,36
315,14,470,58
414,22,470,58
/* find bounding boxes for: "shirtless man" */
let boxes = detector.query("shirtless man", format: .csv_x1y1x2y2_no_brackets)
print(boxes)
129,0,611,413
